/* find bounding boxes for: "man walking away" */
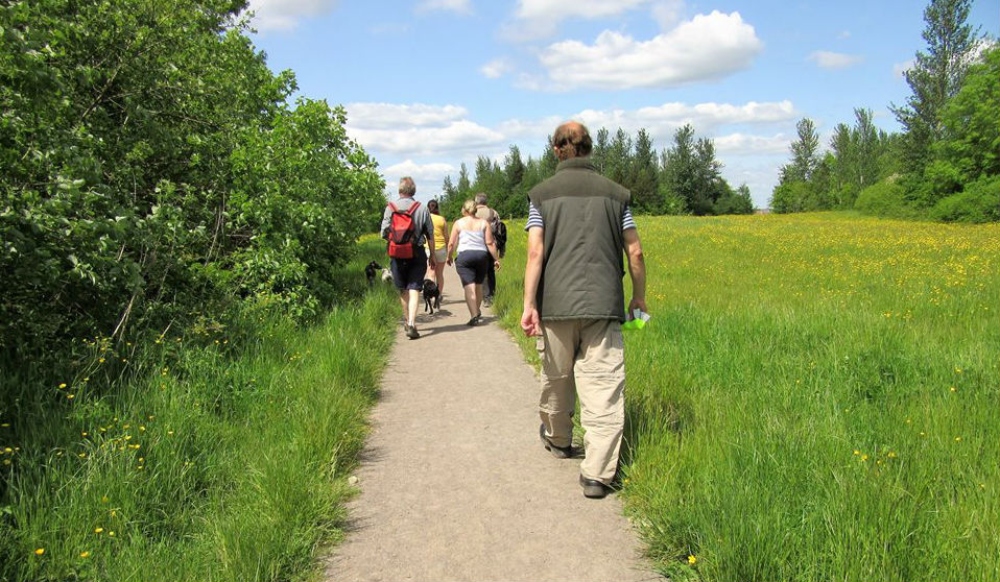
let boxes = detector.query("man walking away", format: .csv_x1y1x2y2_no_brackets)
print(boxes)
520,121,647,499
474,192,499,307
381,177,436,339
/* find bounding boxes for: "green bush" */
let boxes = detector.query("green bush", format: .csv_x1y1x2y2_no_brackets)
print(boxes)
929,176,1000,223
0,1,384,365
854,180,917,218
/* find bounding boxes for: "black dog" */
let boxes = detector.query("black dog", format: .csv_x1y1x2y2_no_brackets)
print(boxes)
365,261,383,287
422,278,441,314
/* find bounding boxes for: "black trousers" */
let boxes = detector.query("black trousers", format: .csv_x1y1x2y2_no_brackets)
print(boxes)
485,260,496,297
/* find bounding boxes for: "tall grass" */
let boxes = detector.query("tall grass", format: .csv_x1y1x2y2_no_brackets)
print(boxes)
494,212,1000,582
0,239,399,581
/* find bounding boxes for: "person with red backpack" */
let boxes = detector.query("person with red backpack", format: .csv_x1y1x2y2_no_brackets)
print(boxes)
381,177,436,339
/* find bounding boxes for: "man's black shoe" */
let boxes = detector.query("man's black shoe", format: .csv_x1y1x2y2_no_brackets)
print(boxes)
580,475,611,499
539,423,572,459
404,324,420,339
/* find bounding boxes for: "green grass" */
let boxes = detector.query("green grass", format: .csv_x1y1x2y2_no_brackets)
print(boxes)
5,215,998,581
0,238,399,581
492,212,1000,582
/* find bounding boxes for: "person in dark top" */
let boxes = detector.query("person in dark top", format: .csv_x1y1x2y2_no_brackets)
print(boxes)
521,121,647,499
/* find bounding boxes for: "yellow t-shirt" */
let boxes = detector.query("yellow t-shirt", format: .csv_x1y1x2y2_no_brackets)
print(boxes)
430,213,448,249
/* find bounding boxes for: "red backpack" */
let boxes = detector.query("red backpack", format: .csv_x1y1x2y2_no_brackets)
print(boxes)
386,201,420,259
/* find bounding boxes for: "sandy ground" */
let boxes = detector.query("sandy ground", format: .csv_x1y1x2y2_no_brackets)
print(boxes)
323,265,664,582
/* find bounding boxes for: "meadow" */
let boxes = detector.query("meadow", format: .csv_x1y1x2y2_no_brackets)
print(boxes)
491,211,1000,581
3,213,997,581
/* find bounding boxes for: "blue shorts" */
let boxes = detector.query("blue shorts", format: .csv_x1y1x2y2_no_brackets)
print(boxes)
455,250,490,286
390,246,428,291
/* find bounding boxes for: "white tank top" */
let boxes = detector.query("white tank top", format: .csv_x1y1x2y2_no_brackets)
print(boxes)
457,223,488,254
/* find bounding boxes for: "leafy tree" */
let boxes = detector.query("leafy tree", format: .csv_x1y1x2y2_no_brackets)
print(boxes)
591,128,610,174
457,162,472,193
779,118,822,184
499,145,526,217
661,125,728,215
630,128,660,214
605,128,632,188
0,0,383,357
891,0,982,175
715,183,754,215
934,45,1000,182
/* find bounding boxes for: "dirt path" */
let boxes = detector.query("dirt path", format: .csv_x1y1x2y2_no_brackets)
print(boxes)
324,266,663,582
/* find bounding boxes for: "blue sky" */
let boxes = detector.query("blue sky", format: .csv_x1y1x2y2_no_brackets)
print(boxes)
244,0,998,209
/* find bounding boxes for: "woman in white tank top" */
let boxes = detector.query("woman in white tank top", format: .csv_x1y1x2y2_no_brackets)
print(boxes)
446,199,501,325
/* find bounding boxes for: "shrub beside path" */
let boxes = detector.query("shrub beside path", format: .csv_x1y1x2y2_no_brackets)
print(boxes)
324,266,663,582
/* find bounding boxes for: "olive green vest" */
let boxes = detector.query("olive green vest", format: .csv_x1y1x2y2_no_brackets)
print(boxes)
527,157,630,321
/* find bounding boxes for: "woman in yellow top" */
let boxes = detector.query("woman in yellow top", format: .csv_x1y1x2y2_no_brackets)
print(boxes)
427,199,448,297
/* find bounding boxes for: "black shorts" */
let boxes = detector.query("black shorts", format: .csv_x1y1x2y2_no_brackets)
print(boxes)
455,250,490,286
390,246,428,291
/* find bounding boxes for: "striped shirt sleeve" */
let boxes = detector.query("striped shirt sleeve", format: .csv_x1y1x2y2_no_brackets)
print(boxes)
525,202,636,231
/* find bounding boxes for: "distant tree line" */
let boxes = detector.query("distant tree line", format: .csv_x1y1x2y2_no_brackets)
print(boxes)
772,0,999,222
1,1,386,364
437,124,754,220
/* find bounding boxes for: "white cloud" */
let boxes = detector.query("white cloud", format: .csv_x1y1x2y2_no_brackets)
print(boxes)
481,58,514,79
713,132,790,156
569,100,795,141
504,0,651,40
345,103,470,129
515,0,650,22
416,0,472,14
651,0,685,30
345,103,506,156
382,160,459,196
246,0,338,32
539,11,762,90
808,51,863,70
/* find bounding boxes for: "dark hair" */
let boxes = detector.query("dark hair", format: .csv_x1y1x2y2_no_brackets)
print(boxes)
551,122,593,158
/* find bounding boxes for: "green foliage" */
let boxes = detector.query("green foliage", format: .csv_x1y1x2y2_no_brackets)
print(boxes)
891,0,982,173
935,45,1000,182
928,175,1000,223
853,180,918,218
442,124,749,218
660,125,729,216
229,99,385,311
778,118,821,184
712,183,754,215
0,0,383,366
775,110,893,213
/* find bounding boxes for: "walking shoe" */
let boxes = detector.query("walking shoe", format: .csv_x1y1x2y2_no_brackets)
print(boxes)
404,324,420,339
539,423,572,459
580,475,611,499
483,296,494,308
466,313,482,326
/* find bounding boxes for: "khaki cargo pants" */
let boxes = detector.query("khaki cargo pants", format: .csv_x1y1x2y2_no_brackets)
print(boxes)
537,318,625,484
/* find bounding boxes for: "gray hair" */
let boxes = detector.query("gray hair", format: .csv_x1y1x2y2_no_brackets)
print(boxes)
474,192,488,205
398,177,416,197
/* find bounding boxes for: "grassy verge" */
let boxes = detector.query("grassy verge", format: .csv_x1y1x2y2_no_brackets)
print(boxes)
493,212,1000,582
0,239,398,581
